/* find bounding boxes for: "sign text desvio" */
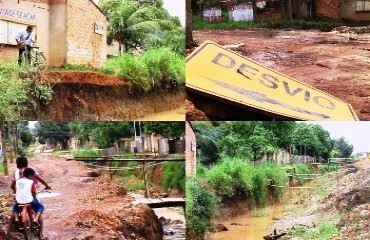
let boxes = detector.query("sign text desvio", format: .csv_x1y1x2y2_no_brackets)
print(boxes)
186,41,358,120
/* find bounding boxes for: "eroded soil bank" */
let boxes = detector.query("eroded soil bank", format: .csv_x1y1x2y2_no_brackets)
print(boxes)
24,71,185,121
191,28,370,120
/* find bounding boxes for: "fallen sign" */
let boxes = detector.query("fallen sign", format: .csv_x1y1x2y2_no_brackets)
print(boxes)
186,41,358,120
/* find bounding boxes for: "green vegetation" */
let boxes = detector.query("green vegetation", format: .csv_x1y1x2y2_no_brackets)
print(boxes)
162,162,185,192
205,158,287,204
188,121,355,239
289,219,339,240
106,48,185,93
193,13,341,31
318,164,339,173
186,178,220,240
0,62,32,120
71,149,100,158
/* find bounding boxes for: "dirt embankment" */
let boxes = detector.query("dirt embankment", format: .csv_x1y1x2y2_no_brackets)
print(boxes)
271,158,370,239
0,156,163,240
191,28,370,120
24,71,185,121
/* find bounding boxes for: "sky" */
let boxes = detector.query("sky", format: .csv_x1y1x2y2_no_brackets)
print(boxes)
93,0,185,26
307,121,370,154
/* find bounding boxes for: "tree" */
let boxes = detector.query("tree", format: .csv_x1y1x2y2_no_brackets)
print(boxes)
69,122,134,148
144,122,184,138
34,122,71,147
192,121,222,165
186,0,194,48
99,0,182,52
334,137,353,158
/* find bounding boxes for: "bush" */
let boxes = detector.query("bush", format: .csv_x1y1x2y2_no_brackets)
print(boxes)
0,61,32,119
71,149,100,157
107,54,151,93
186,177,219,240
106,47,185,93
162,162,185,193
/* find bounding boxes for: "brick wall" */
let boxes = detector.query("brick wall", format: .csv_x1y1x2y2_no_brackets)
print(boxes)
315,0,341,20
65,0,107,67
185,122,196,177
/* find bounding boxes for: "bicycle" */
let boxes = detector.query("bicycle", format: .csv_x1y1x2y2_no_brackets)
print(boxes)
14,188,50,240
19,46,47,71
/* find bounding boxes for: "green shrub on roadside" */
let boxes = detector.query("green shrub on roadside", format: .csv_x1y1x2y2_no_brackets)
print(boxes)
0,61,32,120
106,47,185,93
186,177,220,240
107,54,151,93
162,162,185,193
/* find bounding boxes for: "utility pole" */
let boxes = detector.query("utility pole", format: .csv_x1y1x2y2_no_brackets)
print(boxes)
0,121,9,175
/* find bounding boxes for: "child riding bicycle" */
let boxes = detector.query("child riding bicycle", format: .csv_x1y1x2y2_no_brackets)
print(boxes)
6,157,50,239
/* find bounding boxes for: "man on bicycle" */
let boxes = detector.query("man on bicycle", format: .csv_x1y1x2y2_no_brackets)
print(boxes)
15,25,35,66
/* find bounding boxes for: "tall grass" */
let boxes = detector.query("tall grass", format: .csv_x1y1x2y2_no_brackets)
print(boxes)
205,158,287,205
0,61,32,119
106,47,185,93
186,177,220,240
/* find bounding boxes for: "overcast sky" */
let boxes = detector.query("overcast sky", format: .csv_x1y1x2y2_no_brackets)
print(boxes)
93,0,185,26
307,121,370,154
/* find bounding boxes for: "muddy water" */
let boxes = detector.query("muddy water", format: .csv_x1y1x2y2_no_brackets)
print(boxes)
138,108,185,121
210,189,298,240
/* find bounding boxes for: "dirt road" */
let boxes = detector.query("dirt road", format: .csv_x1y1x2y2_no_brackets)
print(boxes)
0,154,164,240
193,28,370,120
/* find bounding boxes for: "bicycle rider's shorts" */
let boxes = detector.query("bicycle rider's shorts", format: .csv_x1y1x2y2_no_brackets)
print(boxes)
12,198,45,214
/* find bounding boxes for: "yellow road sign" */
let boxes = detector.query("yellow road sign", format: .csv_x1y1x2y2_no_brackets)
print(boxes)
186,41,358,120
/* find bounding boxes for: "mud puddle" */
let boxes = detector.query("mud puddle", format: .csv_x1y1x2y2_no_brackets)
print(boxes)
210,187,306,239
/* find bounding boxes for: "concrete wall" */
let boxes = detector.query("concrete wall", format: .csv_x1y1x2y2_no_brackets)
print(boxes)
341,0,370,21
49,2,67,67
0,0,50,62
65,0,107,67
185,122,196,177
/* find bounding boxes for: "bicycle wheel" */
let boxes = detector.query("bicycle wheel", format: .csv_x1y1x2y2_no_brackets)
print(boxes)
22,211,32,240
35,52,47,71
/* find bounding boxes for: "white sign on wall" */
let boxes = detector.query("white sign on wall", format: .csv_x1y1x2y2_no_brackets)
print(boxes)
229,4,254,21
94,21,104,35
203,7,222,22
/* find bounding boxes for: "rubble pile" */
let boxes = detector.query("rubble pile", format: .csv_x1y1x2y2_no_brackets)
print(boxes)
332,204,370,240
332,26,370,34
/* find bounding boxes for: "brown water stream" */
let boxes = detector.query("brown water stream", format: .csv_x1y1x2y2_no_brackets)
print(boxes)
210,188,300,240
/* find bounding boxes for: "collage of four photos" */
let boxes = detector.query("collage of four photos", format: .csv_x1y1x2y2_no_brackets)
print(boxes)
1,0,370,239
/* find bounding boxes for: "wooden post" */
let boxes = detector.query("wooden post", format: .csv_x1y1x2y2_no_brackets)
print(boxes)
142,138,150,198
1,121,9,175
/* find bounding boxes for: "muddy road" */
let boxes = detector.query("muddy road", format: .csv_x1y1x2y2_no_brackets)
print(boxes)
193,28,370,120
0,154,183,240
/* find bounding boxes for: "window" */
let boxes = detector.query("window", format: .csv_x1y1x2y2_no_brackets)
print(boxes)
0,19,36,45
356,0,370,11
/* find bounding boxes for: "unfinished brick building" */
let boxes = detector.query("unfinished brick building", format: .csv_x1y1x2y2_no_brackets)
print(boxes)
0,0,107,67
185,121,197,177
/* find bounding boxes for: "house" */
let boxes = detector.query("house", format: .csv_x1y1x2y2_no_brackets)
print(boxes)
197,0,370,22
185,121,197,177
0,0,107,67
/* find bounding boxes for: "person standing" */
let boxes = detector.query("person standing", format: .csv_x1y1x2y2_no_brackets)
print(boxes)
15,25,35,65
